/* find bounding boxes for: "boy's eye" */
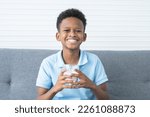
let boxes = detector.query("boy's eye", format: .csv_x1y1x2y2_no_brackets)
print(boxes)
64,30,70,32
63,29,82,33
76,30,81,32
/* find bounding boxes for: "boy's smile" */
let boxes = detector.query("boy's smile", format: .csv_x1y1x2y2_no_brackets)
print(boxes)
56,17,86,50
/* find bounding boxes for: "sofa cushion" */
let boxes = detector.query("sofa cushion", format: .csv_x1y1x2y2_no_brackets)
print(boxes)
0,49,150,99
94,51,150,99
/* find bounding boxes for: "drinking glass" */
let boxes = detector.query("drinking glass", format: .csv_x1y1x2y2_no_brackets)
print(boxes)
62,64,79,86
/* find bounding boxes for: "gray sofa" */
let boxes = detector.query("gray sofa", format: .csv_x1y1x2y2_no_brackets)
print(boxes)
0,49,150,100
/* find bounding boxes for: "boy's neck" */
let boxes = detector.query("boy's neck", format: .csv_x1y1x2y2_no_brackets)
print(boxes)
62,49,80,65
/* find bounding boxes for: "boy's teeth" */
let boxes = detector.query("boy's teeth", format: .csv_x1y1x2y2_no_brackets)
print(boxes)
68,39,77,43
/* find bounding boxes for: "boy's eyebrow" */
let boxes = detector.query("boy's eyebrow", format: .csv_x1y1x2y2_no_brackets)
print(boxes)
62,26,82,29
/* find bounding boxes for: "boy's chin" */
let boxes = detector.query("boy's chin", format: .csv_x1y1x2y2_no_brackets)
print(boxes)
65,46,80,51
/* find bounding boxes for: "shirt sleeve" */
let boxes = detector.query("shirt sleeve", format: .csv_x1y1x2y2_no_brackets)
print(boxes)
94,57,108,86
36,59,53,89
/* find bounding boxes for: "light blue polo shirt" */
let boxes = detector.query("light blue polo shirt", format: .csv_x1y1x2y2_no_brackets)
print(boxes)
36,50,108,100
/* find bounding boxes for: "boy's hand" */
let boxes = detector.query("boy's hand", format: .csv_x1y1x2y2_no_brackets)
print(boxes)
54,69,96,92
54,70,75,92
71,69,96,89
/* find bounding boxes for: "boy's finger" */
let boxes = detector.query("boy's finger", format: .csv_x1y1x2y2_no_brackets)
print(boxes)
71,73,78,77
59,69,67,76
74,69,83,74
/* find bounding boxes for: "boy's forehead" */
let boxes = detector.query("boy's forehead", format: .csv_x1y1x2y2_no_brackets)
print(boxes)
60,17,84,29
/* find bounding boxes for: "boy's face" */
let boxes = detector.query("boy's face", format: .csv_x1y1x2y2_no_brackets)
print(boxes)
56,17,86,50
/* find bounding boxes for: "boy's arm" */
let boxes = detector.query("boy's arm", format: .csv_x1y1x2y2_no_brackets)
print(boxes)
37,70,76,100
72,69,109,100
36,87,57,100
91,83,109,100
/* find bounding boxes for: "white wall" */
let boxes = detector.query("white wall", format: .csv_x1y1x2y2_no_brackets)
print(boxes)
0,0,150,50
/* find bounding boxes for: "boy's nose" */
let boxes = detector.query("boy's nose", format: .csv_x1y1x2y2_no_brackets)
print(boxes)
69,31,76,37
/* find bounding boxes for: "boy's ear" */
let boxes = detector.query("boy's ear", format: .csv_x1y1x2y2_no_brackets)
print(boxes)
83,33,87,42
56,32,61,41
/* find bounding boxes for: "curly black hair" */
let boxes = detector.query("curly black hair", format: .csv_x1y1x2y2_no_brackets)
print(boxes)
56,8,87,31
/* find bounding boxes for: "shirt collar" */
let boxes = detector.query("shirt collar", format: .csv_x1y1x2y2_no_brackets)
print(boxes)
57,50,88,68
78,50,88,66
57,51,65,68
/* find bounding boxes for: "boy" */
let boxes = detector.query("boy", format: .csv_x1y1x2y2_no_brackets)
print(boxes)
36,8,109,100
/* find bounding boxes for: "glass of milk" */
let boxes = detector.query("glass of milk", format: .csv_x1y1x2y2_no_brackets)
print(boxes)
62,64,79,86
